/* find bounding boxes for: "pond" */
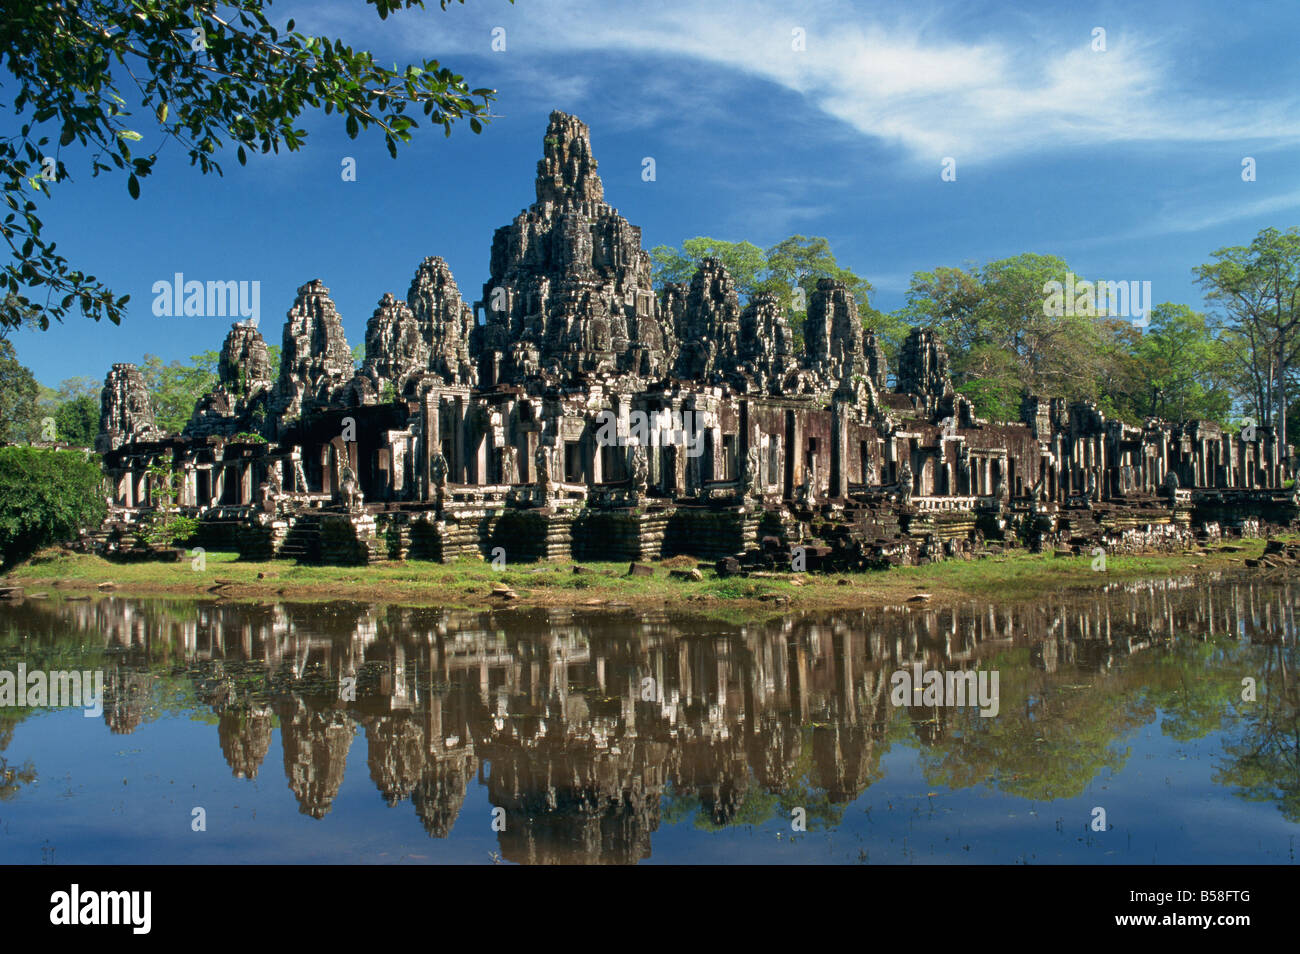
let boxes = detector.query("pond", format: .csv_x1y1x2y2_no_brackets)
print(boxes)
0,574,1297,864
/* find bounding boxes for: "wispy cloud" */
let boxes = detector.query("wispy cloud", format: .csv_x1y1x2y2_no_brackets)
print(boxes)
1128,187,1300,240
323,0,1300,164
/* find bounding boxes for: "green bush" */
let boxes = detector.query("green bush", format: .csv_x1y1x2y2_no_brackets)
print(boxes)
0,446,106,568
140,461,197,546
53,394,99,447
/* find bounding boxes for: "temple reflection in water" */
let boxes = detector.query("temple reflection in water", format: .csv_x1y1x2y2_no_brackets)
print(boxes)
1,576,1297,863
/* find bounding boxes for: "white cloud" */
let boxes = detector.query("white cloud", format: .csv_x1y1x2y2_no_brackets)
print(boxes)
317,0,1300,164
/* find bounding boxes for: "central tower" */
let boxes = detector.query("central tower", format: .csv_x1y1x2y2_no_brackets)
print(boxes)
474,111,672,384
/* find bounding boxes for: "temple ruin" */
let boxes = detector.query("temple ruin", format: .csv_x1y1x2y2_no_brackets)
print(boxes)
95,111,1297,567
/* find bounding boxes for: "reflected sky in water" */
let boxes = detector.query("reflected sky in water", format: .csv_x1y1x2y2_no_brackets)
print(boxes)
1,574,1297,864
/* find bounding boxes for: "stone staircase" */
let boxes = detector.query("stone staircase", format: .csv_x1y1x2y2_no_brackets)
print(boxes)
277,512,323,563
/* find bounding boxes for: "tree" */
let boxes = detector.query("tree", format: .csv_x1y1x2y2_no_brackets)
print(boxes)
1195,227,1300,446
0,340,40,443
761,235,872,310
761,235,874,353
648,238,767,296
54,376,102,402
1125,303,1233,423
0,294,40,340
1,0,503,332
140,350,219,433
649,234,875,352
35,375,104,446
0,446,107,567
898,254,1126,421
54,394,101,447
141,460,198,545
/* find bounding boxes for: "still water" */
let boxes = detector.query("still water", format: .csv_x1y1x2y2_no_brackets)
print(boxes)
0,574,1297,865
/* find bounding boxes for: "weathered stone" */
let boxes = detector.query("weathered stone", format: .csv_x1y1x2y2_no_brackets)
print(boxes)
97,363,161,451
896,326,955,416
715,556,743,578
734,292,795,393
863,332,889,390
805,278,865,384
91,109,1297,572
186,323,272,437
363,293,428,398
407,256,475,386
271,280,354,432
475,110,670,383
674,258,741,380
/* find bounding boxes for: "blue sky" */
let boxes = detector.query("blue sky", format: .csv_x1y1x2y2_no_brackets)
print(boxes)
9,0,1300,386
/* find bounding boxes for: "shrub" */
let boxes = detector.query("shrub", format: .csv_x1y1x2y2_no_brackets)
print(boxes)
0,446,106,567
140,461,197,546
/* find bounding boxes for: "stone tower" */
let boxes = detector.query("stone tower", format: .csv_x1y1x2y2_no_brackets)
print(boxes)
186,322,273,437
363,292,428,398
97,363,161,452
805,278,865,385
271,280,354,430
407,256,475,386
896,326,956,417
475,111,670,383
737,291,796,392
674,257,742,380
863,332,889,390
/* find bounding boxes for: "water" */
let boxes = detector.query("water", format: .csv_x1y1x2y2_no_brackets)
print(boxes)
0,574,1297,865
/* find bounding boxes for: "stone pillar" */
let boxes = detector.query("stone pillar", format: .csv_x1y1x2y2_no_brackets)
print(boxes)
830,400,848,499
453,396,465,484
182,467,197,508
429,398,448,490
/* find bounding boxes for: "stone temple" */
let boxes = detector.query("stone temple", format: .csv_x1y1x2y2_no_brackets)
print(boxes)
95,111,1295,568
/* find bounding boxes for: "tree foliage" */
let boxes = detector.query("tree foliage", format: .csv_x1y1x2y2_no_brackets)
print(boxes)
0,446,106,567
1,0,502,331
650,234,875,351
648,237,767,296
53,394,101,447
900,255,1127,418
141,459,197,545
140,350,219,433
1125,303,1233,423
0,339,40,443
1194,227,1300,445
896,254,1239,425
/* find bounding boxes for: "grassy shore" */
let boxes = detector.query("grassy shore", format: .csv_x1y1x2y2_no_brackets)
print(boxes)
1,538,1284,613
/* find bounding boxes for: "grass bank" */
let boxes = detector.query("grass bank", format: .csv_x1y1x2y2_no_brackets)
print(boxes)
1,538,1284,613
